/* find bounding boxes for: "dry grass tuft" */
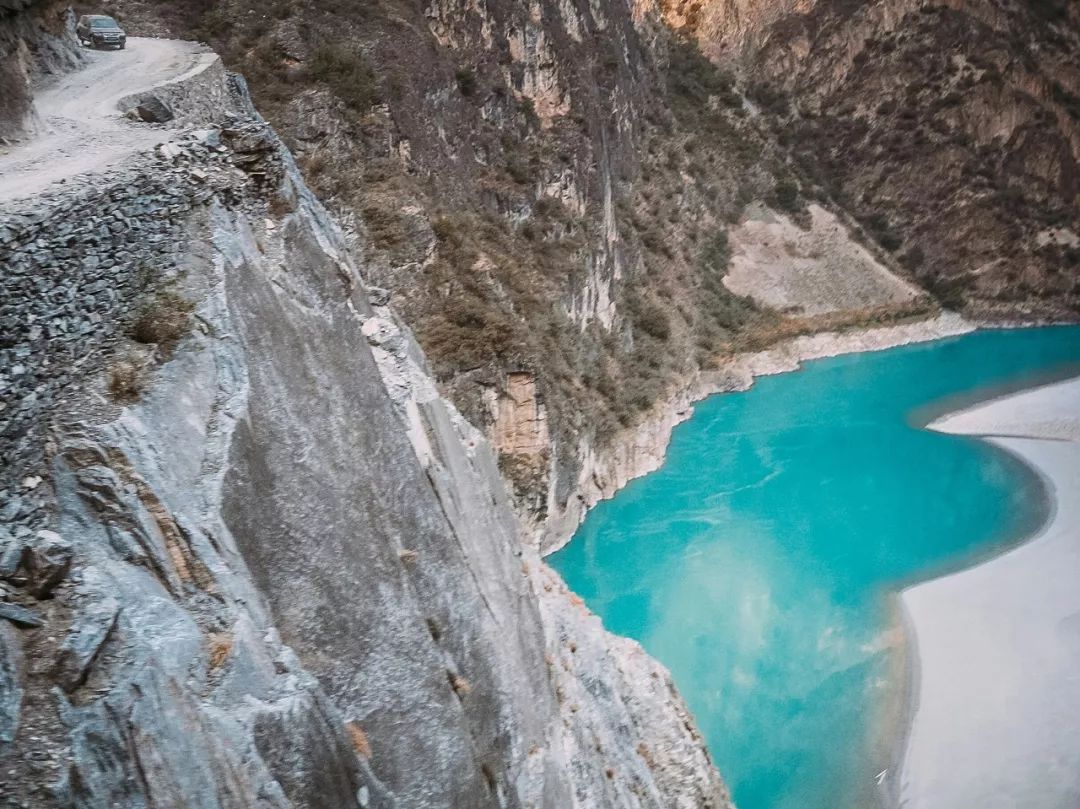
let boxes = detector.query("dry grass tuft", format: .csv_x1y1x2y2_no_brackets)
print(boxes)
448,672,472,697
346,721,372,757
107,357,147,401
636,742,656,770
129,290,195,350
207,632,233,669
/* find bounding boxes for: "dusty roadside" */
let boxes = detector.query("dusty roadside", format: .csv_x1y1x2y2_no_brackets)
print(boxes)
0,37,214,201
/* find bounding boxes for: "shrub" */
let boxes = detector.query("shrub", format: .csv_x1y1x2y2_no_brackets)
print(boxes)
666,37,738,118
207,632,233,669
107,357,146,401
455,67,477,96
506,155,532,185
748,81,789,116
924,272,973,309
772,179,800,213
346,722,372,757
635,302,671,341
448,672,472,696
878,231,902,251
362,202,410,250
307,45,380,110
129,290,194,350
699,231,730,274
1029,0,1069,22
899,246,926,270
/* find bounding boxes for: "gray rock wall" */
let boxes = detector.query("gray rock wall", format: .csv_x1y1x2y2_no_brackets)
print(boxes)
117,54,236,127
0,159,201,494
0,0,80,141
0,67,729,809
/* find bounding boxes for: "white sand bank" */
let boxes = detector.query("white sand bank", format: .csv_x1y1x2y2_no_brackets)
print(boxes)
899,376,1080,808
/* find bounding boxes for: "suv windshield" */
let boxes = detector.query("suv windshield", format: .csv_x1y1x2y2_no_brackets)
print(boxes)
90,17,119,28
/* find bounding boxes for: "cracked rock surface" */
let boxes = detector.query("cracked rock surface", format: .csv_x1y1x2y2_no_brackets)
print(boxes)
0,58,729,809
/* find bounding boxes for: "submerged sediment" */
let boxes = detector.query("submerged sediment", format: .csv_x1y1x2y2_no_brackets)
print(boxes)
901,377,1080,808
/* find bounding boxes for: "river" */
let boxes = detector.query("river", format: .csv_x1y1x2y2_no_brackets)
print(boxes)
550,326,1080,809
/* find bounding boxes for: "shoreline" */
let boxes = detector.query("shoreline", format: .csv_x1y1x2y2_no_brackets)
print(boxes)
541,311,975,555
897,376,1080,808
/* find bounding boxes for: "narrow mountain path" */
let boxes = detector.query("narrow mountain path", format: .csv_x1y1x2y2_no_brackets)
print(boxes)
0,37,213,201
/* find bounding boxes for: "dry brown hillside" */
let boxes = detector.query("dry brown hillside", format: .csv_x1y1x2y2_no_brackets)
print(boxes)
677,0,1080,320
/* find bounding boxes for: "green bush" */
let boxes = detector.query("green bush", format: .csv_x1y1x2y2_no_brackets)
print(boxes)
635,302,671,341
455,68,477,97
699,231,730,274
772,179,800,213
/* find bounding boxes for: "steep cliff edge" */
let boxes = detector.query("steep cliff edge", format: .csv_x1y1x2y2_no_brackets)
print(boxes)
0,45,728,809
88,0,1076,548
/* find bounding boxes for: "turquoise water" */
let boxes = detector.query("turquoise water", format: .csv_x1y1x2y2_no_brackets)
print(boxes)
550,326,1080,809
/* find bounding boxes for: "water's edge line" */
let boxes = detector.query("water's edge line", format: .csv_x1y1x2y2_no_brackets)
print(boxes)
541,311,977,557
891,379,1078,809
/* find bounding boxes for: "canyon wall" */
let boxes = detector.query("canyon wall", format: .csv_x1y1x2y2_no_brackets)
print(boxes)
679,0,1080,320
91,0,1077,546
0,53,729,808
0,0,79,141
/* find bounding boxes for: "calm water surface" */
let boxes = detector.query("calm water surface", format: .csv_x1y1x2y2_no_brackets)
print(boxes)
550,326,1080,809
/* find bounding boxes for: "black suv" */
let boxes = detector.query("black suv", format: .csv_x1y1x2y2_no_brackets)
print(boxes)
76,15,127,50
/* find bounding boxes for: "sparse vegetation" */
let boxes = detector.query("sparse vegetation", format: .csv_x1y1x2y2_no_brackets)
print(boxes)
448,672,472,697
207,632,233,669
455,67,477,97
107,356,146,401
771,180,800,214
346,721,372,757
129,290,194,350
667,37,740,115
307,45,380,110
699,231,731,275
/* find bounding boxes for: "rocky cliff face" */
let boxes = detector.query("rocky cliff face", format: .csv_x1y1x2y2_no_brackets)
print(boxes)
0,0,80,141
97,0,883,543
677,0,1080,320
92,0,1076,546
0,50,728,809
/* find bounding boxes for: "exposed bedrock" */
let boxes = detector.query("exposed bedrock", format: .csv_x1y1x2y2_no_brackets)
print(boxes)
0,68,728,807
0,0,80,141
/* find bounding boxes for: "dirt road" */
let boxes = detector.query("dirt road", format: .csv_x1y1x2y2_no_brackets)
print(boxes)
0,37,213,201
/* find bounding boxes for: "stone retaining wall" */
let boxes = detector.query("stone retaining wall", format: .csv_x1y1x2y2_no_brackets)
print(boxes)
117,52,237,126
0,120,273,500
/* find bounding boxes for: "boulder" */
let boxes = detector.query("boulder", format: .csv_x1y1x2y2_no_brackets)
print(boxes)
134,96,175,124
24,530,73,597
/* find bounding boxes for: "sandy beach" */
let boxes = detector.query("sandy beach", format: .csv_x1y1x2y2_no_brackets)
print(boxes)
899,376,1080,808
